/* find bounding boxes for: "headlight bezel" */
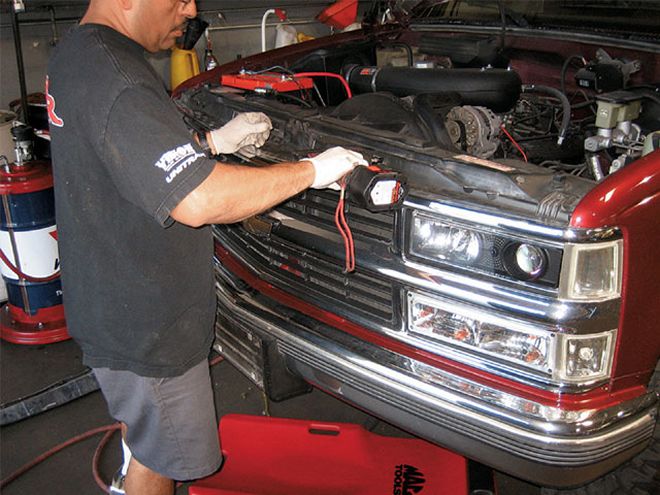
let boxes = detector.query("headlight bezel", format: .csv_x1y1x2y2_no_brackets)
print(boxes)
406,209,563,289
399,203,623,389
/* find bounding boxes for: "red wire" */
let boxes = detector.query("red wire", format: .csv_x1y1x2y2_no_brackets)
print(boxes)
294,72,353,99
334,179,355,272
0,248,61,283
209,354,225,367
500,124,528,162
338,200,354,272
334,189,351,272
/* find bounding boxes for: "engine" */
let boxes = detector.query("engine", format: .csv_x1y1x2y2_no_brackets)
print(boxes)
216,46,659,182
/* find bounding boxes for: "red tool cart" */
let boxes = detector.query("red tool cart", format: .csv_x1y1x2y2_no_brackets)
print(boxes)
189,414,487,495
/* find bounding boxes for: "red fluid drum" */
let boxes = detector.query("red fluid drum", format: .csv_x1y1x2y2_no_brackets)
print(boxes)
0,159,68,344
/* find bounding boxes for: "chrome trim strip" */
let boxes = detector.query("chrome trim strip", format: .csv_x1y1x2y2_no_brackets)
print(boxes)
405,198,622,243
379,259,621,333
214,275,657,466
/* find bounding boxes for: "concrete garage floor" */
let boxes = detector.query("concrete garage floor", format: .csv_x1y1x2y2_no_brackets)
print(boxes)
1,337,540,495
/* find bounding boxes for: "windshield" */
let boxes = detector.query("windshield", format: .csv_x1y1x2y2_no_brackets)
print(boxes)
409,0,660,37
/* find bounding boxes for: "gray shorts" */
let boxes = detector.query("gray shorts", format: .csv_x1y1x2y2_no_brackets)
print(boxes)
93,359,222,480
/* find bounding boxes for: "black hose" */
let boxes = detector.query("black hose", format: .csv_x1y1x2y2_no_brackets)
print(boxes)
522,84,571,146
642,93,660,106
275,91,314,108
560,54,585,96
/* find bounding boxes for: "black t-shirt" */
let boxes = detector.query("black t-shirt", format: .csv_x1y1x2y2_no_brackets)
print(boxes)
47,24,217,377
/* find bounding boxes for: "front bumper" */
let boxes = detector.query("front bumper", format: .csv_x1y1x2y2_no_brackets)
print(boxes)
214,260,657,488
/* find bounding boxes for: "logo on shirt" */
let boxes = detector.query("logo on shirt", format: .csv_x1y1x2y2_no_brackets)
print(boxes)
45,76,64,127
155,143,205,183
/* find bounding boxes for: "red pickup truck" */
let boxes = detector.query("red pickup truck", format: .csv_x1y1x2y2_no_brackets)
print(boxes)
175,1,659,492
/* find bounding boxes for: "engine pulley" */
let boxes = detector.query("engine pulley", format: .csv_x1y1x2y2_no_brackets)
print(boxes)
445,105,502,158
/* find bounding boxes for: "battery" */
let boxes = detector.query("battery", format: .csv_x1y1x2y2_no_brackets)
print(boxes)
221,72,315,92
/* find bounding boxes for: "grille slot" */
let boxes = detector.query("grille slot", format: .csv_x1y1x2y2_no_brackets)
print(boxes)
278,189,394,243
214,225,395,324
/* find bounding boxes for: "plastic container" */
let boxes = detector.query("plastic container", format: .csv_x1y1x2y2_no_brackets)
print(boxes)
275,24,298,48
170,47,201,90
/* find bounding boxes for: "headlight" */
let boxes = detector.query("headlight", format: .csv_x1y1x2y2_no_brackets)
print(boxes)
411,215,482,264
514,244,546,278
408,292,554,373
408,211,562,287
407,291,616,385
559,240,623,301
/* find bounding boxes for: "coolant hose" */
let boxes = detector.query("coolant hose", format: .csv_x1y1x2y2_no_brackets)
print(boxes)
522,84,571,146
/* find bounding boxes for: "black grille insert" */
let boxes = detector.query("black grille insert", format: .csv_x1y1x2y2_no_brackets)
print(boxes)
214,225,395,324
278,189,394,243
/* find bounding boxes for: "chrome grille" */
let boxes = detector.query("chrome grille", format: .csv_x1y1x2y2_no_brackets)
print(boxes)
214,225,395,324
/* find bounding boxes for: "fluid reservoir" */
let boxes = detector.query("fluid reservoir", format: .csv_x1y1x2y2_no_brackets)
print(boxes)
0,124,68,344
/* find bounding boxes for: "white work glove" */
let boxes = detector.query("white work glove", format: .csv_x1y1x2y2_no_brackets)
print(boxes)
209,112,272,154
306,146,368,189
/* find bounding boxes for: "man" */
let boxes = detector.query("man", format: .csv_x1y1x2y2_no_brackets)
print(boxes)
46,1,366,494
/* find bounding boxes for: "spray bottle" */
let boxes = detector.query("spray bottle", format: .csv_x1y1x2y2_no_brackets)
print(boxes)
203,28,219,71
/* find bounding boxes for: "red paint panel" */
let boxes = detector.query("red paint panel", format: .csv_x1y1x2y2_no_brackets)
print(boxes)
571,151,660,392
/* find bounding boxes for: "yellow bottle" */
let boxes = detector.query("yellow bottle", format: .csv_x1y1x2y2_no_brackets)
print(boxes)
170,47,200,91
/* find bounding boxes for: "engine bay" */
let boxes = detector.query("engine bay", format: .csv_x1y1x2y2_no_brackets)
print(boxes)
177,31,660,219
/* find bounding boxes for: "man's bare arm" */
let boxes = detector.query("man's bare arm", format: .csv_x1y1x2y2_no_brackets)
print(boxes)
171,160,315,227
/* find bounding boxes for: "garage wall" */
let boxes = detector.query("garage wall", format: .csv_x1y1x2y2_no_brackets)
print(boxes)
1,0,372,109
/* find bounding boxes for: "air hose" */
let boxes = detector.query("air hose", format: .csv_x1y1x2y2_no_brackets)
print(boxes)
0,354,225,492
0,423,121,492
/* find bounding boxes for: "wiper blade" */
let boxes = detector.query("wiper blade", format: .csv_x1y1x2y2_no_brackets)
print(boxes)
500,5,529,28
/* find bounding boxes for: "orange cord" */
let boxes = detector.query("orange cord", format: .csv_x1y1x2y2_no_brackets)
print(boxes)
334,177,355,272
0,423,121,491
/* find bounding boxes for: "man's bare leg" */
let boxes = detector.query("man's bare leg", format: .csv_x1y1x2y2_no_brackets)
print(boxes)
125,456,174,495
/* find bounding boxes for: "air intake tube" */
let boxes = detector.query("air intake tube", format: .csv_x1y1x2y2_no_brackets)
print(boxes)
344,65,521,112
